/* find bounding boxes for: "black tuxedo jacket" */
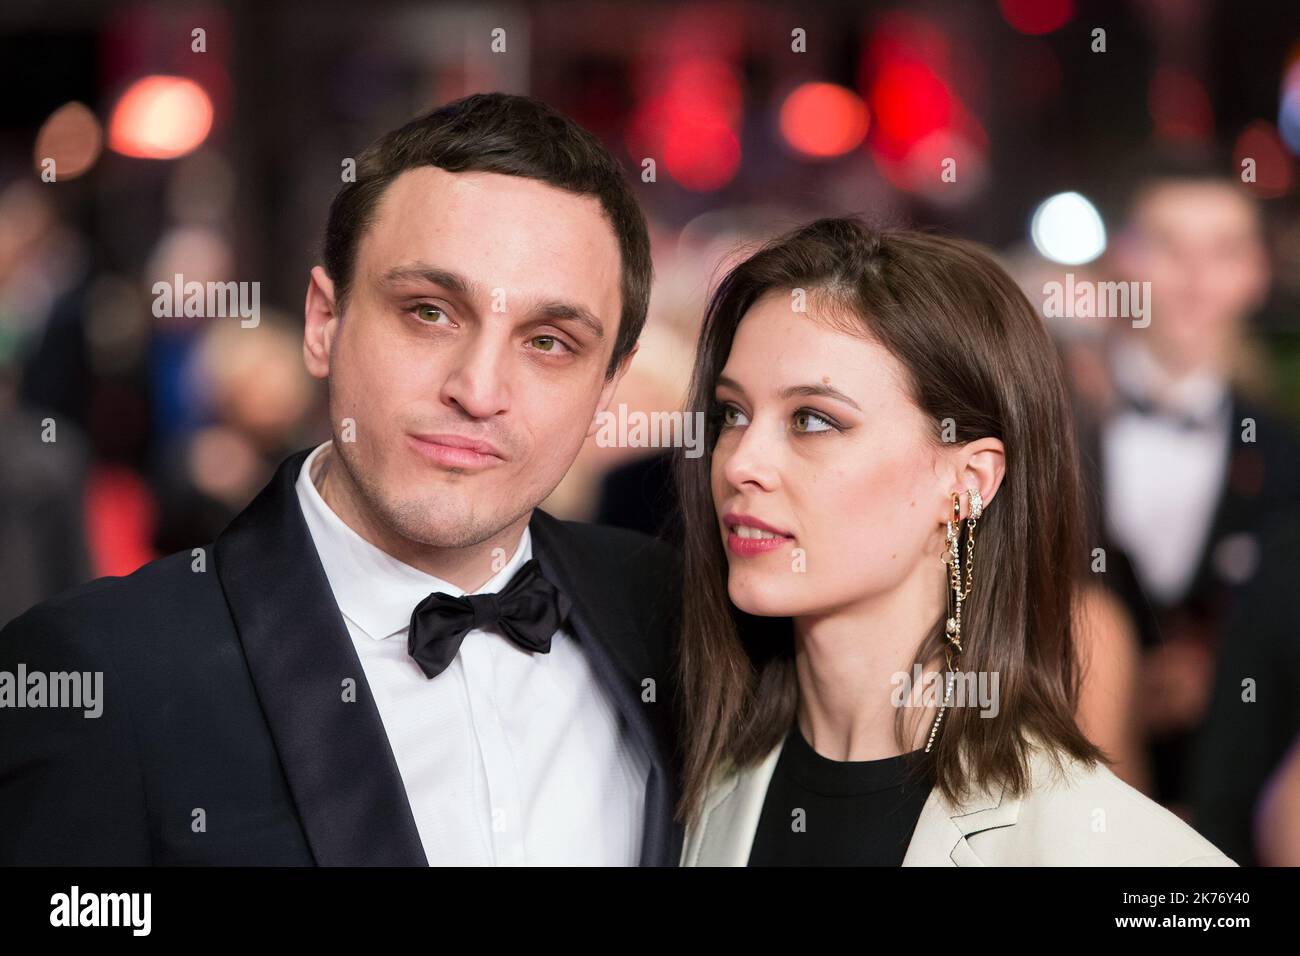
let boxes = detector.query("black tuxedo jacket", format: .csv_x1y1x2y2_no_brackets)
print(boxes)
0,448,684,865
1076,390,1300,806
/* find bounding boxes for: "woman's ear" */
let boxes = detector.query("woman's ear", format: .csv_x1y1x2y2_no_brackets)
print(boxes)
951,437,1006,519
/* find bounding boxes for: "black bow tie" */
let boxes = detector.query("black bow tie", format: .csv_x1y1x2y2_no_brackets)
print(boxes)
407,558,571,679
1113,383,1229,433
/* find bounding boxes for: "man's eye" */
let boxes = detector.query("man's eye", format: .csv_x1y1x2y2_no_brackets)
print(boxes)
530,335,569,354
792,409,835,433
413,304,448,323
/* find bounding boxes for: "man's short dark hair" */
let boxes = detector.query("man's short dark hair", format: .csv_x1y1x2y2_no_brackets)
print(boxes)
323,92,652,378
1105,145,1261,231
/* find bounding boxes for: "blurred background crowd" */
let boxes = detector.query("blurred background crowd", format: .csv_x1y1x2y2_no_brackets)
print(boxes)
2,0,1299,864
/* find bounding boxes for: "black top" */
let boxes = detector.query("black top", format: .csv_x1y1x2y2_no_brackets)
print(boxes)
748,721,934,866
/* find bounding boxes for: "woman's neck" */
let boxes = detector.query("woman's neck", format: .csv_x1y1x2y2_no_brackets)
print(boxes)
792,561,946,761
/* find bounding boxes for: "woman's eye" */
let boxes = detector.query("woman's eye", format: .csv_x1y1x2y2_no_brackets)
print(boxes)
719,403,749,428
792,409,834,433
413,304,449,324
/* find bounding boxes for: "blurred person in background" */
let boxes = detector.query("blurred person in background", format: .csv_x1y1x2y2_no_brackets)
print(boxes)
594,208,795,541
1073,151,1300,823
1191,509,1300,865
5,170,158,585
1009,250,1152,795
150,311,320,554
1254,727,1300,867
0,179,93,626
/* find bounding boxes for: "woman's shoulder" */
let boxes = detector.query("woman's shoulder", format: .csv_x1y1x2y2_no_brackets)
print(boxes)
979,737,1237,866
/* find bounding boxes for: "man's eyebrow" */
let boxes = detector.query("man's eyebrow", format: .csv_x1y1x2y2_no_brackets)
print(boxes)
378,263,474,296
376,263,604,339
715,374,862,411
532,301,605,341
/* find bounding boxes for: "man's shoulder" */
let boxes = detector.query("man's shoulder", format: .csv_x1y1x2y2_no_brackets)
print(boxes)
534,510,679,580
1,547,226,653
558,517,677,565
531,512,681,660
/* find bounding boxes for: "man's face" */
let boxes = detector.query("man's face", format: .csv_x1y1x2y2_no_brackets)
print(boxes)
306,166,627,550
1118,180,1268,368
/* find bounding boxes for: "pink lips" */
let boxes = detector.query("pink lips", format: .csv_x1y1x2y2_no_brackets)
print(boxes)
722,512,795,557
407,433,504,470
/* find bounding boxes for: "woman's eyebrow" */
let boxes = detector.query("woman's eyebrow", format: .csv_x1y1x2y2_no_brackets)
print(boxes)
715,374,747,396
715,374,861,411
778,383,862,411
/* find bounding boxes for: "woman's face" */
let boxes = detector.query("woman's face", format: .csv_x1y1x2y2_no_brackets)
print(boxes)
710,290,948,618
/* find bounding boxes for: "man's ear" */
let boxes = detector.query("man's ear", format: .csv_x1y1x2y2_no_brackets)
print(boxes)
1243,237,1271,315
588,343,638,438
304,265,340,380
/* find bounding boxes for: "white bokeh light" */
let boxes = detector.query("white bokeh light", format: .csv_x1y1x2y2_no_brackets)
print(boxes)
1030,191,1107,265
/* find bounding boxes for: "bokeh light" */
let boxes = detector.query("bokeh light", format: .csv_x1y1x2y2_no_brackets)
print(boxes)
628,57,742,192
109,75,213,160
779,83,870,159
33,101,103,180
1149,66,1213,141
999,0,1074,36
1234,120,1294,198
1279,59,1300,156
1031,191,1106,264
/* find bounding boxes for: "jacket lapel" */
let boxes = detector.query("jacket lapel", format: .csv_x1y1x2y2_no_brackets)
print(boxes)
528,508,682,865
681,740,784,866
214,448,427,865
901,774,1018,866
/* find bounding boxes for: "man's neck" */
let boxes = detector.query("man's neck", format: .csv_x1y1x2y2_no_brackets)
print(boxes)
1114,335,1226,409
311,443,528,592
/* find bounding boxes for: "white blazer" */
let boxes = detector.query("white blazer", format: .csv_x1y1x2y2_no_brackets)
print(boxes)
681,733,1237,866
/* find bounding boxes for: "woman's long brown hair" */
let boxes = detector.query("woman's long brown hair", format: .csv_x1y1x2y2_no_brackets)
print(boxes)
673,217,1105,825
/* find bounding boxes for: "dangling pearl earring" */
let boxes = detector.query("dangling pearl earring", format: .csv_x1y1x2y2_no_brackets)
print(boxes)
925,486,983,754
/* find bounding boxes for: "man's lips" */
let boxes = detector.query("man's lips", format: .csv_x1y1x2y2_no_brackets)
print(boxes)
407,433,505,470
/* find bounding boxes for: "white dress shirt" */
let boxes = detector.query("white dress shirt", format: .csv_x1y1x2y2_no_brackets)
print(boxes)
1101,338,1232,605
294,441,648,865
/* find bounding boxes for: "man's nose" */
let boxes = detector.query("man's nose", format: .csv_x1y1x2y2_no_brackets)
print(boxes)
440,331,511,419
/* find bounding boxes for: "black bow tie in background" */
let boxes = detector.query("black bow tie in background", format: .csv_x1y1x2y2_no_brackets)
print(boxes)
407,558,572,679
1112,382,1230,433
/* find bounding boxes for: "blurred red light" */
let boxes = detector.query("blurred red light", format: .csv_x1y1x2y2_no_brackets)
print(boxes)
999,0,1074,35
869,59,953,160
1233,121,1293,198
628,57,743,191
664,118,741,191
1149,66,1213,141
109,75,213,160
780,83,870,158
